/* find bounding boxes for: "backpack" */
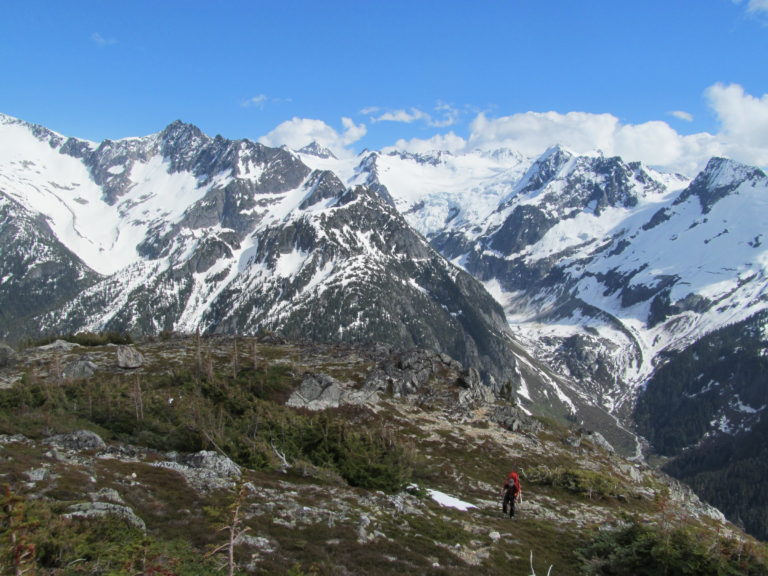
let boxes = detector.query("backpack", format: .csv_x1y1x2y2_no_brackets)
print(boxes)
507,471,520,494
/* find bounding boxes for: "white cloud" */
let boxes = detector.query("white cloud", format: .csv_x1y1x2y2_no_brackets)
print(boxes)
732,0,768,15
466,111,620,156
371,108,431,124
706,83,768,145
371,108,432,124
705,82,768,166
388,131,467,155
431,102,461,128
670,110,694,122
241,94,291,109
391,84,768,175
259,117,366,157
340,117,367,145
242,94,269,109
393,111,719,175
465,110,726,174
91,32,117,46
365,102,461,128
747,0,768,13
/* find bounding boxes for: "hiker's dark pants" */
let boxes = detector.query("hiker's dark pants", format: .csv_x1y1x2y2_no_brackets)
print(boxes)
503,490,517,516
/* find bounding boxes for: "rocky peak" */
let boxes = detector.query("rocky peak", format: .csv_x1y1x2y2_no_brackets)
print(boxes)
353,151,381,184
0,113,66,149
385,149,451,167
158,120,210,173
159,120,207,150
297,141,337,160
352,151,396,207
517,145,575,195
580,155,647,212
85,137,159,203
674,156,767,213
299,170,347,210
479,147,528,163
59,137,95,160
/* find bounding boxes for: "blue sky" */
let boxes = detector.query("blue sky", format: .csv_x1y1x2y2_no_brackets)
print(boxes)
2,0,767,173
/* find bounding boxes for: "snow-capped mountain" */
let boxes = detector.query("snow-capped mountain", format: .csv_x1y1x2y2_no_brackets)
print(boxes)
3,112,767,447
0,114,524,388
345,145,766,414
243,135,768,455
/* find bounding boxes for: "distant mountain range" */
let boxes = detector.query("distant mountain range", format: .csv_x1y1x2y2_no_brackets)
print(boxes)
2,112,767,537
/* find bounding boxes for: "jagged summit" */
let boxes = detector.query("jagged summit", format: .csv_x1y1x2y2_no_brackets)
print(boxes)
158,120,208,162
384,148,454,166
674,156,767,213
0,111,21,125
297,140,337,159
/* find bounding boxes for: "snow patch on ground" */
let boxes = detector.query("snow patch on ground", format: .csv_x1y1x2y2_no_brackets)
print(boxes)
426,489,476,511
275,249,308,278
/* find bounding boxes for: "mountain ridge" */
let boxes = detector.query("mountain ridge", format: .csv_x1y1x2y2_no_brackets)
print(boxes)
0,115,523,391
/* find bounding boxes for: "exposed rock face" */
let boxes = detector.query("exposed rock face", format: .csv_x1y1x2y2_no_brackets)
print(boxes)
62,355,98,379
37,339,83,351
584,430,615,453
154,450,242,492
365,348,460,397
182,450,242,478
47,429,107,452
288,373,344,409
363,348,496,413
286,348,500,415
489,205,554,254
0,342,18,368
286,373,379,410
66,501,147,531
490,405,543,435
117,345,144,369
0,195,100,344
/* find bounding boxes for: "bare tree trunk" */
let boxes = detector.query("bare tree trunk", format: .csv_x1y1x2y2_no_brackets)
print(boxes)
251,341,259,371
205,484,250,576
231,335,239,379
133,376,144,421
195,328,203,378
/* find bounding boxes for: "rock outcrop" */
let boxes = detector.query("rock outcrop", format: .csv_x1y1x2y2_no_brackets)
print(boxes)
117,345,144,369
0,342,18,368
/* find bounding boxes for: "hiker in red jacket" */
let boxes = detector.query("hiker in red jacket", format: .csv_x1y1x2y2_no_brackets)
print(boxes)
501,471,521,517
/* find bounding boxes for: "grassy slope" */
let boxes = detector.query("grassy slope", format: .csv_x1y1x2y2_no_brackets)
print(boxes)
0,334,765,575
